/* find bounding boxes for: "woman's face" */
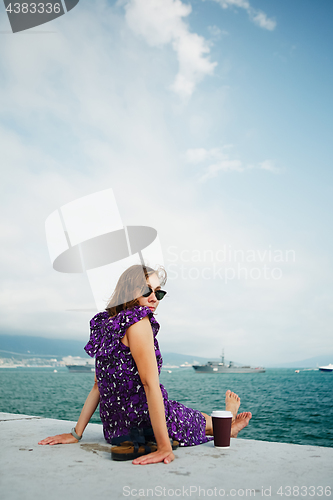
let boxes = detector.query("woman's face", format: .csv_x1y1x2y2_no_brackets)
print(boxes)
137,272,162,313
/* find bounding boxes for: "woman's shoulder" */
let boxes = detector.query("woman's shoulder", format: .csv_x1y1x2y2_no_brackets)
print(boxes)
90,310,109,328
115,306,160,334
90,306,153,328
90,305,159,336
85,306,160,358
118,305,152,322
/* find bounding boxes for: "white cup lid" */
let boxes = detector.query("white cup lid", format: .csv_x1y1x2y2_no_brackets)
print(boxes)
211,410,233,418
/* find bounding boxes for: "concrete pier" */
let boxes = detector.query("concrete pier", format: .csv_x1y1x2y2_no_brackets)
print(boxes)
1,412,332,500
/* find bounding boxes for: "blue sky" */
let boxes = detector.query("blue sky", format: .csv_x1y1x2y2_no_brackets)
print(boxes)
0,0,332,365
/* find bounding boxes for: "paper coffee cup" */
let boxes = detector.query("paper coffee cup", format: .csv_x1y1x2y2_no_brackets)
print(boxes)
211,410,233,448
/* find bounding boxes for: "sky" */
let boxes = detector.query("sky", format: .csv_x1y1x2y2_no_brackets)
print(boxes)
0,0,332,366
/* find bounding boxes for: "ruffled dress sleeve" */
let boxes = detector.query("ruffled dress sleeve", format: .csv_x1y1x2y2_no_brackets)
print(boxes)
84,306,159,359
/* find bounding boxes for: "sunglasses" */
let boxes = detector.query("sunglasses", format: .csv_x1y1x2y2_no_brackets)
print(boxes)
141,286,167,301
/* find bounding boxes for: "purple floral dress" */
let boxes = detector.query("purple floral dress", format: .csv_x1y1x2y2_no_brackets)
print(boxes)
84,305,211,446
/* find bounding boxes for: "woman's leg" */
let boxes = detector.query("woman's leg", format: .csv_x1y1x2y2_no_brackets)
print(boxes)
225,390,241,421
201,390,248,437
201,412,213,436
202,410,253,438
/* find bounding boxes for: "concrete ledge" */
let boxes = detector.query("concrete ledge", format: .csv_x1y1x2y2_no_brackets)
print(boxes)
1,412,332,500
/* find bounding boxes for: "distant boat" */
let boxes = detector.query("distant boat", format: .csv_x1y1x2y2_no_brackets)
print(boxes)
66,363,95,373
318,364,333,372
193,350,265,374
295,370,300,373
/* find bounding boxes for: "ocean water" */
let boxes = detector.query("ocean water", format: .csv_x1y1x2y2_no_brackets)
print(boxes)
1,367,332,448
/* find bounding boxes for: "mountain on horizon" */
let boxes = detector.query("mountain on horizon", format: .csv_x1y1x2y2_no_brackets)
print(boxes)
270,354,333,368
0,334,88,359
1,334,332,368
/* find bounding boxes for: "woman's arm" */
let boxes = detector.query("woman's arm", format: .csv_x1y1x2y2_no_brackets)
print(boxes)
126,317,174,465
38,375,100,445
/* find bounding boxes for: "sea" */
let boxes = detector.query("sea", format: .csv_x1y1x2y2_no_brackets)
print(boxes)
1,367,332,448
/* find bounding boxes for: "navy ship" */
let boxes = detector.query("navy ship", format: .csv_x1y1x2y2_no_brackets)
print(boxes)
193,350,265,374
66,362,95,373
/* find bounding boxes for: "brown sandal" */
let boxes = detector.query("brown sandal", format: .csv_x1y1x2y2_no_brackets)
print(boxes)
111,440,158,461
110,427,179,461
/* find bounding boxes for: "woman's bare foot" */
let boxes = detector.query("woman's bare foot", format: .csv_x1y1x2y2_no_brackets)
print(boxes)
230,412,252,438
225,390,241,421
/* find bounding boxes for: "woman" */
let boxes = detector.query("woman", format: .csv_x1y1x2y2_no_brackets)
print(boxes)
39,264,252,465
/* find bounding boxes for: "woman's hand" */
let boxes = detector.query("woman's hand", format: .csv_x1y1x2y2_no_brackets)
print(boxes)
127,317,175,466
132,447,175,465
38,433,79,445
39,376,100,447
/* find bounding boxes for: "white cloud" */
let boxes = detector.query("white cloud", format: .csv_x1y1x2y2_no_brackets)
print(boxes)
207,25,228,41
123,0,191,45
217,0,250,8
210,0,276,31
185,145,233,164
124,0,217,98
251,11,277,31
185,147,280,181
199,159,244,181
0,1,330,364
258,160,280,173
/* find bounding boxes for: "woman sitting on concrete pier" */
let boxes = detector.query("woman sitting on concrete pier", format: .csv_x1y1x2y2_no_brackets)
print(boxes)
39,264,252,464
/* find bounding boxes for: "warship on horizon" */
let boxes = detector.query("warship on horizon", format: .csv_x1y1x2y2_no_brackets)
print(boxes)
192,350,265,374
66,362,95,373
